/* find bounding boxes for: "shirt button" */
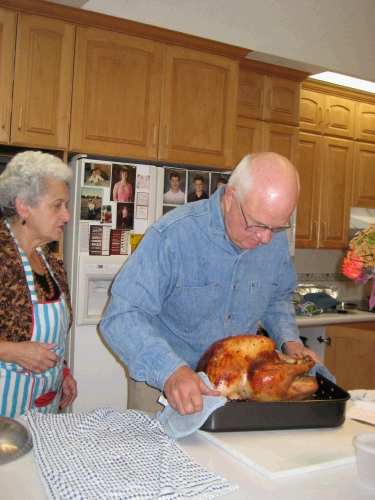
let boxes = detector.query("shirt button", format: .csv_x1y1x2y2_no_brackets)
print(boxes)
227,314,232,319
252,283,255,287
232,285,236,289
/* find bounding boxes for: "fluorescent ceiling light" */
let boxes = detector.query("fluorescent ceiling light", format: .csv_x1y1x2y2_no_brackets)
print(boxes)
309,72,375,94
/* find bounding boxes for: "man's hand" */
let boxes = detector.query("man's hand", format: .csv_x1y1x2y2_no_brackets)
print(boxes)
283,341,322,364
59,374,78,409
1,341,60,373
163,366,221,415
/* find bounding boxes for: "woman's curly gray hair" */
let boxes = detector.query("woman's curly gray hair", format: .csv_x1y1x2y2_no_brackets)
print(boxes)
0,150,72,220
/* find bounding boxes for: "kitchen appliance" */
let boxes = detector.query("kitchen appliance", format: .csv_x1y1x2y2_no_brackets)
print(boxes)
0,417,33,465
200,374,349,432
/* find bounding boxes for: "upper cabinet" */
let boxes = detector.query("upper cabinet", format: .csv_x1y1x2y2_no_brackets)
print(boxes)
0,7,16,144
300,89,355,138
0,8,75,149
238,67,301,126
70,28,239,168
69,26,164,160
355,102,375,142
158,45,238,167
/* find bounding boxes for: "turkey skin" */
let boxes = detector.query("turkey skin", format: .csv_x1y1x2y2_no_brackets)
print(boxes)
196,334,318,402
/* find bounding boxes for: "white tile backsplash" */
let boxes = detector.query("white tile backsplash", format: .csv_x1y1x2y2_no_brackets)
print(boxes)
294,249,371,301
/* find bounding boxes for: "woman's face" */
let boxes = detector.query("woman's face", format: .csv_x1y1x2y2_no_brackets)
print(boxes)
26,179,70,245
121,170,128,181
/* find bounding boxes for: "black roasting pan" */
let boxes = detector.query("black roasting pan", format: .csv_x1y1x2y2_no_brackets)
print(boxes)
200,374,350,432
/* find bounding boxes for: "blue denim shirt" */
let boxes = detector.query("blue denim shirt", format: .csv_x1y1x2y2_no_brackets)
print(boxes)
101,187,300,391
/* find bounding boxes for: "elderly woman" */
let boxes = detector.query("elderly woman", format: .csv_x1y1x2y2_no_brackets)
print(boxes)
0,151,77,418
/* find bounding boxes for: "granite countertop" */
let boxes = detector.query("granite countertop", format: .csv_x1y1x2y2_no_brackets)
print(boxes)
296,309,375,327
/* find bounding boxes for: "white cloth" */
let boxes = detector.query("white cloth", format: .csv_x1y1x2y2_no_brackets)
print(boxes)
22,407,238,500
346,390,375,426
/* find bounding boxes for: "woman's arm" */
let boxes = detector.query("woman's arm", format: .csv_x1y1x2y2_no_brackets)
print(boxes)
113,182,119,201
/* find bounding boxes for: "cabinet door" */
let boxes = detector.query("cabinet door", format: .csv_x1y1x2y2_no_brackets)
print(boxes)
352,142,375,207
11,13,75,149
0,8,16,145
235,117,262,165
159,45,238,168
324,95,355,139
319,137,353,248
70,26,163,159
263,76,300,126
261,122,299,165
355,102,375,143
324,323,375,391
299,89,324,134
295,133,322,248
237,70,264,120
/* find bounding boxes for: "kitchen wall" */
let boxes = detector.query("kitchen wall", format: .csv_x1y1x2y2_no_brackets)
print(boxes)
294,248,372,302
79,0,375,82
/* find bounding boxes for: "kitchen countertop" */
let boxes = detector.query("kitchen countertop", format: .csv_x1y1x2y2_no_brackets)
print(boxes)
2,410,375,500
296,309,375,327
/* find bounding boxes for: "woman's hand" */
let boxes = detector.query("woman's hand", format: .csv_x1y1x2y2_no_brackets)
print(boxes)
59,374,78,408
0,340,60,373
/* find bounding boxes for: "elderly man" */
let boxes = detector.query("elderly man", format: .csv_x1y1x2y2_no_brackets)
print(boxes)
101,153,319,415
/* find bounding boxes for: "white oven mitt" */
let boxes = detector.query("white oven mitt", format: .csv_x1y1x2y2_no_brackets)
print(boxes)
156,372,227,440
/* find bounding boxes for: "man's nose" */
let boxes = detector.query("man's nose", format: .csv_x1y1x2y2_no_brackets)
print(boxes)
256,229,273,244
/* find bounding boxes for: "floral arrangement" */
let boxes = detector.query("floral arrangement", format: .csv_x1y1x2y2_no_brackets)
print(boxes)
342,225,375,310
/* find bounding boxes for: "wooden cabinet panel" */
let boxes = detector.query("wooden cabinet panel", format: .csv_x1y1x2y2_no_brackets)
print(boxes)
355,102,375,143
324,95,355,139
70,26,163,159
319,137,353,248
235,117,262,165
237,70,264,120
352,142,375,207
262,122,299,165
300,89,324,134
263,76,300,126
11,13,75,149
159,45,238,168
300,89,355,139
0,8,16,145
295,133,322,248
324,323,375,391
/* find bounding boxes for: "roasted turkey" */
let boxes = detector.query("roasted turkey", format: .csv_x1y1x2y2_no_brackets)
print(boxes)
196,334,318,402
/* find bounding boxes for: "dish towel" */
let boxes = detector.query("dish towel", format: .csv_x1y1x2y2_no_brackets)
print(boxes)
156,373,227,440
346,390,375,426
21,407,238,500
309,362,336,384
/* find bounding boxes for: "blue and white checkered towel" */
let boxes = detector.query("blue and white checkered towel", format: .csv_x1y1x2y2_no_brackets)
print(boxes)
22,408,238,500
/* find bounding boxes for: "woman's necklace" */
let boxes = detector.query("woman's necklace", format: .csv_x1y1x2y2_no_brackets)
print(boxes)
33,252,57,301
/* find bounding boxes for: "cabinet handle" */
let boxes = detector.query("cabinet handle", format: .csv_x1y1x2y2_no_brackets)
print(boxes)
152,125,157,146
2,104,6,128
164,126,169,147
312,221,317,239
259,89,264,107
318,107,323,124
322,221,326,239
326,108,330,126
18,106,23,130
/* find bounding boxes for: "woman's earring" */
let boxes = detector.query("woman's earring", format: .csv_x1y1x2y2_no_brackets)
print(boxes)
21,219,26,225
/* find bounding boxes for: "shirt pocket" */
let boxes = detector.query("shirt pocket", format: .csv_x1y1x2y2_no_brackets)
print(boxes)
248,281,278,326
166,282,219,333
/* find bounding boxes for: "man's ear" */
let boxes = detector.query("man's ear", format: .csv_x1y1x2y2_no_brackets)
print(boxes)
14,197,30,221
222,185,236,212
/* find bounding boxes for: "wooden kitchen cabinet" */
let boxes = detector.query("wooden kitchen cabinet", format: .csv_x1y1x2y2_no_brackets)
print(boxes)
300,89,355,139
158,45,238,168
0,7,16,144
69,26,164,160
235,117,263,165
262,122,299,165
70,27,238,168
324,322,375,391
2,11,75,149
296,133,353,248
351,142,375,207
355,102,375,143
238,69,300,126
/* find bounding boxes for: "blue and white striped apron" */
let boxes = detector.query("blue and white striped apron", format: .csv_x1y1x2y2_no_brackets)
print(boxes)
0,222,70,418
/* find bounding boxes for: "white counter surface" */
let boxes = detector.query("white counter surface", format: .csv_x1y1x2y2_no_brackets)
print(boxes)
2,411,375,500
296,309,375,327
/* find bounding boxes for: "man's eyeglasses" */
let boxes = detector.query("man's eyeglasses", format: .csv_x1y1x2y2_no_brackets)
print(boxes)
238,200,291,233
